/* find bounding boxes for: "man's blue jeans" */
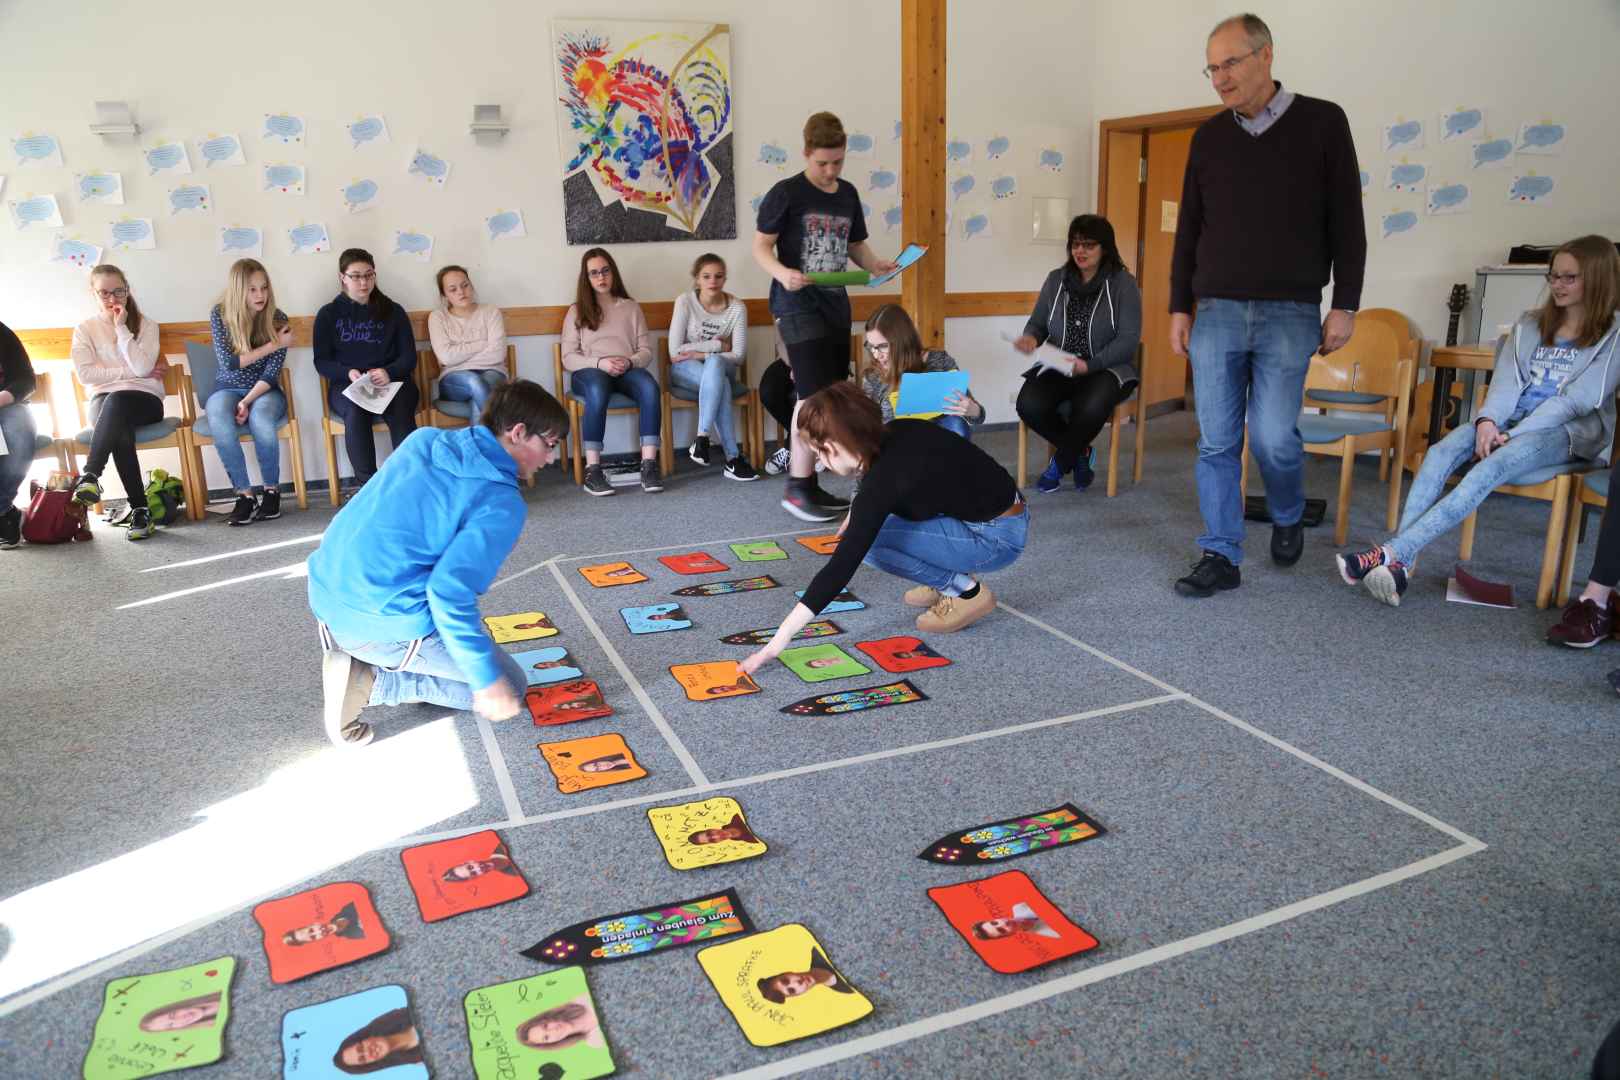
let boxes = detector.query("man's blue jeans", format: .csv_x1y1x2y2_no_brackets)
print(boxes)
204,389,286,491
325,625,525,712
438,369,507,420
1189,298,1322,563
861,505,1029,592
0,402,39,509
569,367,662,452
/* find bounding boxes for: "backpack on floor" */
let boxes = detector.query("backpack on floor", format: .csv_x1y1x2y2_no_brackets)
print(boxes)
144,468,185,526
21,480,93,543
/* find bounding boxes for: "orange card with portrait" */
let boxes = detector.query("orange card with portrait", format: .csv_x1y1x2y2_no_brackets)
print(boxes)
579,561,648,587
669,661,760,701
927,869,1097,974
253,881,391,984
399,829,529,924
538,732,646,794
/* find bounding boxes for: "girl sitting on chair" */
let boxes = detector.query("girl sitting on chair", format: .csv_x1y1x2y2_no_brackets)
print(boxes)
668,253,757,480
208,258,293,525
859,303,982,438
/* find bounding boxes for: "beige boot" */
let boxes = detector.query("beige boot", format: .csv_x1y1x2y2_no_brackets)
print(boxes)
322,650,377,747
916,584,996,634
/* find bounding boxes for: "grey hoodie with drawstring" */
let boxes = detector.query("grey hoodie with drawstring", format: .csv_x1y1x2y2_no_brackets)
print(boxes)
1476,312,1620,463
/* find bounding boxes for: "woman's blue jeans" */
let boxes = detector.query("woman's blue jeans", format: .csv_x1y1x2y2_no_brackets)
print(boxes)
438,369,507,420
569,367,661,452
669,355,746,457
204,388,286,491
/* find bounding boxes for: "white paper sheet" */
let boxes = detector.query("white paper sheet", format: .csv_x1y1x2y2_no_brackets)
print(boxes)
342,378,404,415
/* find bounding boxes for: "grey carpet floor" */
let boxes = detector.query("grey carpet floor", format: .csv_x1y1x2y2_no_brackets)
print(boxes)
1,413,1616,1079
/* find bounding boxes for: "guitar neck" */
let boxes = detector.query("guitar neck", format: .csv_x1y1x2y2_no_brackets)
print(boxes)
1445,311,1462,348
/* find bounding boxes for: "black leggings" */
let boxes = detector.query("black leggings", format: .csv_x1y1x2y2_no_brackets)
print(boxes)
86,390,165,500
1016,369,1135,462
1588,493,1620,588
758,359,797,445
328,379,420,483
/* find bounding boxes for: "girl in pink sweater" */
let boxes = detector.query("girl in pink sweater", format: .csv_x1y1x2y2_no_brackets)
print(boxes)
70,264,168,539
428,265,508,420
561,248,662,496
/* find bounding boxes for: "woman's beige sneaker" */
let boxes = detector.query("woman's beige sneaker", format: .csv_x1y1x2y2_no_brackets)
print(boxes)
916,585,995,633
903,585,941,607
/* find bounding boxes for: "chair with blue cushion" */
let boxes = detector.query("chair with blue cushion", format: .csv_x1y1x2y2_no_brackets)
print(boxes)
422,344,518,429
552,342,665,486
180,339,308,517
68,360,196,518
1457,456,1596,610
658,335,760,474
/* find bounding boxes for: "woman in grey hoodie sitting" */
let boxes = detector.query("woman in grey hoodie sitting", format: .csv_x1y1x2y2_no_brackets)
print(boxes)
1337,234,1620,607
1013,214,1142,493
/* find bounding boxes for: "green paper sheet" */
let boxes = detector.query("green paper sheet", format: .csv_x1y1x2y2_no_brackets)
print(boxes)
84,957,235,1079
805,270,871,287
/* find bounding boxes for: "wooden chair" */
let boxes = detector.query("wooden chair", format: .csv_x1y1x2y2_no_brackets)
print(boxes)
421,345,518,429
180,340,308,516
551,343,666,486
1015,344,1148,498
658,337,761,473
1557,469,1610,606
317,360,424,507
25,370,69,474
68,363,196,517
1308,308,1420,484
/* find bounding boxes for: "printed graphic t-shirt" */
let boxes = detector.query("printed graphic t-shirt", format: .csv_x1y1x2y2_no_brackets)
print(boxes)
757,173,869,318
1513,338,1579,421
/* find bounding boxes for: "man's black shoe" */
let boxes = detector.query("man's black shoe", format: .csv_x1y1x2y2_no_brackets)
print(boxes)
1175,551,1241,597
1271,522,1304,566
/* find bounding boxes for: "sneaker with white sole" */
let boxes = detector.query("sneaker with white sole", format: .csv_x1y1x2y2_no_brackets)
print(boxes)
916,584,996,634
904,585,941,608
1363,562,1409,607
781,486,839,522
126,507,155,541
724,455,759,481
73,472,102,506
640,460,665,493
689,436,713,466
253,489,282,521
227,493,256,526
764,446,791,475
582,465,615,496
321,649,377,747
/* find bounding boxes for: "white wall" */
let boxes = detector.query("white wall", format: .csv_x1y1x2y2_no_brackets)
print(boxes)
1090,0,1620,341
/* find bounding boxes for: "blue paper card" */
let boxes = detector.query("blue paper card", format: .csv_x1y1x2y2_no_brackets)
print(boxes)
796,590,866,614
512,646,583,686
621,603,692,634
895,371,970,418
281,983,427,1078
867,242,928,288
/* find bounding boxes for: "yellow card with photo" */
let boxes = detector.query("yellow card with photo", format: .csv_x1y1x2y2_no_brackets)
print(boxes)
484,612,559,644
697,923,873,1047
646,796,767,871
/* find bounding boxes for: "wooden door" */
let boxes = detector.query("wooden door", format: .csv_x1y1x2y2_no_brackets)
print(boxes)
1139,126,1196,408
1103,130,1144,276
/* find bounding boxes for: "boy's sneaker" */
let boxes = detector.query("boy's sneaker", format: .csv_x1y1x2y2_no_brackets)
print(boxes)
73,472,102,506
582,465,615,496
808,483,850,512
0,506,20,549
1035,456,1064,494
764,446,791,475
640,460,665,493
1073,447,1096,491
1174,551,1240,597
253,489,282,521
321,649,377,747
126,507,155,541
1548,598,1614,648
1336,545,1386,585
781,486,839,522
689,436,713,466
227,493,257,526
1363,561,1409,607
916,584,995,634
724,455,759,482
904,585,941,608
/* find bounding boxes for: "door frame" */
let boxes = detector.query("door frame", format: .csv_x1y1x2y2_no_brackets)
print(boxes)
1096,106,1223,219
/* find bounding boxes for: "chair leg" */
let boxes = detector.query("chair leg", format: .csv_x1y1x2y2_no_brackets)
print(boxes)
1458,510,1477,562
1133,391,1146,485
286,427,309,511
1334,444,1355,547
571,403,585,486
660,395,673,477
1378,446,1391,483
1558,501,1585,607
1016,421,1027,489
1384,443,1403,532
1106,405,1121,498
186,439,207,521
1537,477,1572,609
323,428,342,508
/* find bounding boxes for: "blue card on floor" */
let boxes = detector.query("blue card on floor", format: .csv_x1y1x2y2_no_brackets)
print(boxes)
795,589,865,614
512,646,583,686
622,603,692,634
281,983,427,1077
895,370,970,418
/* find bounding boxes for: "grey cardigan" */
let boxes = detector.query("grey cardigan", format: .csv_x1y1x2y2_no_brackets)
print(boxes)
860,349,984,424
1477,313,1620,464
1022,265,1142,383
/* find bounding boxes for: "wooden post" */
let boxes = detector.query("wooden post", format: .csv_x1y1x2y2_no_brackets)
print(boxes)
900,0,946,349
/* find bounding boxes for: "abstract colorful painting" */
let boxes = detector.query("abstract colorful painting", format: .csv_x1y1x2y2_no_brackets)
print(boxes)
552,19,736,244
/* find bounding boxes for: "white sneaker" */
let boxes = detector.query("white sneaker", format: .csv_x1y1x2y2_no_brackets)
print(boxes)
764,446,790,475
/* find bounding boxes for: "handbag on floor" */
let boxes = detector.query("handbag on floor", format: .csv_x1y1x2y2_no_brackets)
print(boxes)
21,478,93,543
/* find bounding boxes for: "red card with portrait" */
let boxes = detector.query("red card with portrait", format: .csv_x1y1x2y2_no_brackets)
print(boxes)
527,679,614,725
854,635,951,673
660,551,730,574
253,881,391,984
926,870,1097,974
399,829,530,923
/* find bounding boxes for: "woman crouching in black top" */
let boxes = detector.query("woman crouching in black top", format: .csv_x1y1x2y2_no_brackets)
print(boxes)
740,381,1028,676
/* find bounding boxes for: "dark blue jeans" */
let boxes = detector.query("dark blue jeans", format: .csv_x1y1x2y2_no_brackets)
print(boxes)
570,367,661,452
1189,298,1321,563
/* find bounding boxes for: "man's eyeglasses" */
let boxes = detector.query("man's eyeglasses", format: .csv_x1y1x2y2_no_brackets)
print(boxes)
95,288,130,300
342,271,376,282
1202,47,1261,79
1546,272,1581,286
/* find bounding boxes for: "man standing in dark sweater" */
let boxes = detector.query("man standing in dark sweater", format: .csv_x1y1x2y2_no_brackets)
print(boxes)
1169,13,1366,597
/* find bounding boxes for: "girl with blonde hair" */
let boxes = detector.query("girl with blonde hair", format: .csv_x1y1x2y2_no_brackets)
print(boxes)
208,257,293,524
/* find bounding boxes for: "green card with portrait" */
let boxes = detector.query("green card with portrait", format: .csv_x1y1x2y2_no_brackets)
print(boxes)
463,966,614,1079
84,956,236,1079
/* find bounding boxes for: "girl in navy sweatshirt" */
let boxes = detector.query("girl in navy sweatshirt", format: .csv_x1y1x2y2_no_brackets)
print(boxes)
313,248,419,489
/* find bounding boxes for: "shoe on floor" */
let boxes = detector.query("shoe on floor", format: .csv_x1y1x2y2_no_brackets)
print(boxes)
764,446,791,475
689,435,713,466
724,455,759,481
1363,562,1409,607
807,483,850,512
126,507,155,541
1073,447,1096,491
916,584,995,634
904,584,941,608
640,460,665,493
582,464,615,496
1548,598,1614,648
1175,551,1240,597
106,503,134,527
253,489,282,521
0,506,20,549
227,493,257,526
1271,522,1304,566
321,649,377,747
73,472,102,506
1335,545,1386,585
781,486,839,522
1035,456,1064,494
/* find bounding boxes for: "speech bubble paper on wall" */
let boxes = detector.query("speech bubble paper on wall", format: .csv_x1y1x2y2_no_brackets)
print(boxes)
264,162,305,195
144,141,192,176
51,233,102,268
12,132,63,167
9,193,63,230
196,133,246,167
263,113,306,145
75,171,124,205
108,216,156,251
392,229,434,263
217,225,262,257
486,208,526,241
346,115,390,149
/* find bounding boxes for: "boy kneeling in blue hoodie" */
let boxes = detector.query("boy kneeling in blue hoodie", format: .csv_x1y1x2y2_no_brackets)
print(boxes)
308,379,569,746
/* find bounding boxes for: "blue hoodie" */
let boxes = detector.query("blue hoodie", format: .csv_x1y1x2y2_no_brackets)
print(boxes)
307,425,525,691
